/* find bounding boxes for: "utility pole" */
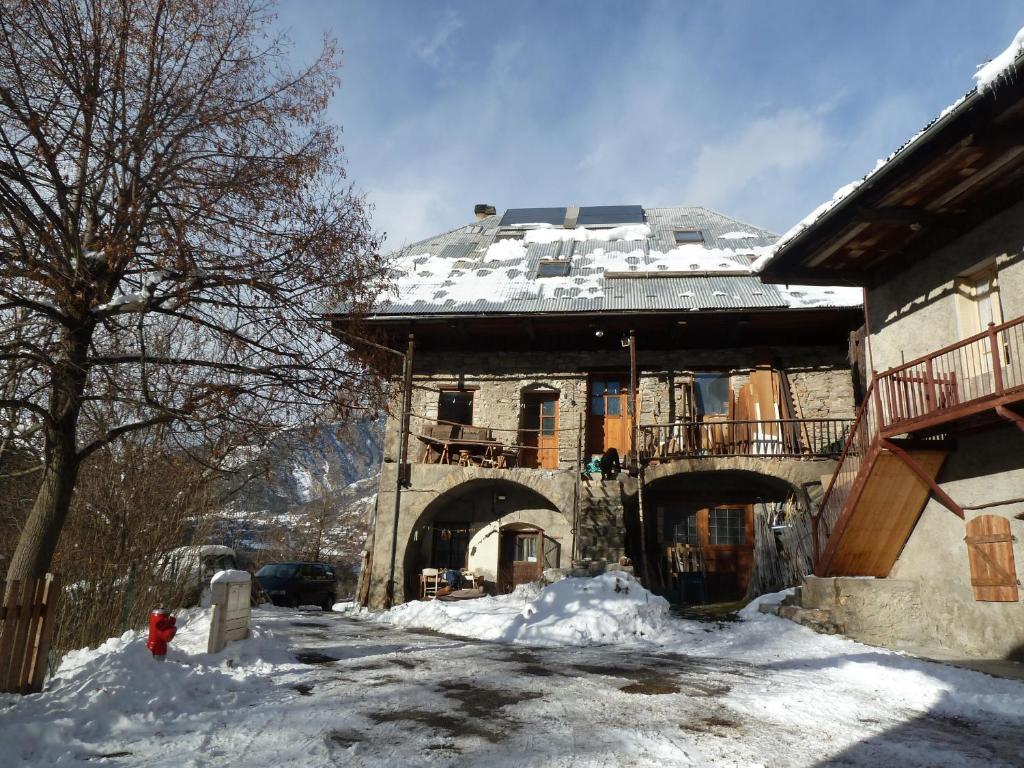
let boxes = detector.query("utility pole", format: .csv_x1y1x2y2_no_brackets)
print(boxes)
385,333,415,608
332,326,414,608
629,329,655,589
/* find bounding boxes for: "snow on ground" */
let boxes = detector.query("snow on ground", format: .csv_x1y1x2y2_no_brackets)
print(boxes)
4,578,1024,767
379,573,670,646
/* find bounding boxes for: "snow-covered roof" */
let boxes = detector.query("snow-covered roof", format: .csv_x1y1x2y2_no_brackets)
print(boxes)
757,25,1024,278
359,206,860,317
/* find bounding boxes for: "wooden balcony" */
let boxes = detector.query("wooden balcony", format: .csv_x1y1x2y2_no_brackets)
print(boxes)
875,313,1024,438
639,418,854,462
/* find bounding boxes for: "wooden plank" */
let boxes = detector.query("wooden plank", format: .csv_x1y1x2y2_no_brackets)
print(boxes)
16,578,46,694
5,579,36,694
0,579,22,692
825,450,948,577
28,574,61,693
965,515,1018,602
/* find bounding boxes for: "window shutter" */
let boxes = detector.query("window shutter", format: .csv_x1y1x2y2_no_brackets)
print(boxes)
964,515,1018,602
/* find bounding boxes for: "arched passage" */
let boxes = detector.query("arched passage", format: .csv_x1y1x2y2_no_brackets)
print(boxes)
401,477,569,597
632,467,806,603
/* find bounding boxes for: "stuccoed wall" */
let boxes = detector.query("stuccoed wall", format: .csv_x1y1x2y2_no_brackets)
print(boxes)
801,428,1024,659
887,427,1024,658
467,508,572,585
867,198,1024,373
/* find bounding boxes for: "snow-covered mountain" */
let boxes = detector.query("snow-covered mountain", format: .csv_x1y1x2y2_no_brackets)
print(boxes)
214,419,385,567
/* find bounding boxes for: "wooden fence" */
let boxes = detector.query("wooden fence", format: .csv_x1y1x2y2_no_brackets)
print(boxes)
0,574,62,694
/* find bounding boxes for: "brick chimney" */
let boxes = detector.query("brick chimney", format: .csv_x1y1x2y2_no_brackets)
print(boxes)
474,203,497,220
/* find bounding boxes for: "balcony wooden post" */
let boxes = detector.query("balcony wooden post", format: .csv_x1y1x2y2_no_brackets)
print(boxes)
924,358,936,413
871,374,885,431
989,322,1004,395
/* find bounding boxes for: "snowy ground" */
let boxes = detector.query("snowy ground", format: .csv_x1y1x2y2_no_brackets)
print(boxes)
3,575,1024,767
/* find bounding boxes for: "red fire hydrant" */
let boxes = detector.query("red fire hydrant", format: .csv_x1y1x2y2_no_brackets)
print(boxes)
146,609,177,661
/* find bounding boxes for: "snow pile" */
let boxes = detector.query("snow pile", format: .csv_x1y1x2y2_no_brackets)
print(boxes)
210,569,251,585
523,224,651,244
0,608,295,765
974,25,1024,92
718,231,759,240
378,572,670,646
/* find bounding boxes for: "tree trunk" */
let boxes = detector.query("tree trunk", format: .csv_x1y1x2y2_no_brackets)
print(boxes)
5,328,89,584
5,438,79,582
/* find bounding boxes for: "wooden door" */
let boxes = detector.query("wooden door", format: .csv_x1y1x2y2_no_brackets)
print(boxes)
698,505,755,601
588,377,632,455
521,393,559,469
499,529,543,591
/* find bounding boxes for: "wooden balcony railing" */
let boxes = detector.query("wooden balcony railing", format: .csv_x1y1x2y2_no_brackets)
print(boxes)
876,314,1024,435
639,418,853,462
813,382,880,566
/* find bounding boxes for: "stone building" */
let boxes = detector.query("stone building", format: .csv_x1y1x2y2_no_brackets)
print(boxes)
338,205,861,609
759,51,1024,659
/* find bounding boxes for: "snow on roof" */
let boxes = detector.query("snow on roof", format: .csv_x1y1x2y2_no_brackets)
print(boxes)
974,25,1024,92
367,206,859,315
756,24,1024,275
522,223,652,244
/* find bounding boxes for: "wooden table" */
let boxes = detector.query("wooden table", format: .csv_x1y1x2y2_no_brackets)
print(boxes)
417,435,505,467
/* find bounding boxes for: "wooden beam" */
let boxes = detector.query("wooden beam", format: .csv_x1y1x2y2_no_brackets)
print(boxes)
853,205,946,227
996,405,1024,433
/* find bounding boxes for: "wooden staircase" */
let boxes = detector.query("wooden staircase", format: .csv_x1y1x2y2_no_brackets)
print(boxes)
815,317,1024,576
813,380,950,577
817,443,947,576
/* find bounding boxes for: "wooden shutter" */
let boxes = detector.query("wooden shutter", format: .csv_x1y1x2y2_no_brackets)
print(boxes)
964,515,1019,602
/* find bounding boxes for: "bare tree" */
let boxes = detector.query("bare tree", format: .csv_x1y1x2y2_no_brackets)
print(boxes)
0,0,386,583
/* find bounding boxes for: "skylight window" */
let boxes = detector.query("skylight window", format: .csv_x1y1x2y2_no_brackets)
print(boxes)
537,260,570,277
674,229,704,244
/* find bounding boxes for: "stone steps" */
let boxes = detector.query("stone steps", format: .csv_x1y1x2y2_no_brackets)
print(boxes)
577,475,627,562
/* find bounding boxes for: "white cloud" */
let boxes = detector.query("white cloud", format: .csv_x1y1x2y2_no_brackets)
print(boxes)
368,181,463,251
414,9,463,67
684,108,832,208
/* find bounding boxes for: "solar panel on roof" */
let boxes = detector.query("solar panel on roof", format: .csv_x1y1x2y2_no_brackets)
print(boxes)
498,207,567,227
576,205,645,226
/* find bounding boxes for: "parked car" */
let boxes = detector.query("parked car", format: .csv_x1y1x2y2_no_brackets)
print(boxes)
256,562,337,610
157,544,238,607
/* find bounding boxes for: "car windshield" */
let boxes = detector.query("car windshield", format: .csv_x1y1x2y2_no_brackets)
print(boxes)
256,564,298,578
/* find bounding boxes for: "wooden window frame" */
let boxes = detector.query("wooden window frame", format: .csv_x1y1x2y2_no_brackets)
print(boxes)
954,261,1003,340
437,389,474,427
707,506,748,547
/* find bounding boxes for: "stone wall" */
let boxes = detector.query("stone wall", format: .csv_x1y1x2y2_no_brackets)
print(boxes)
365,343,857,609
382,346,856,466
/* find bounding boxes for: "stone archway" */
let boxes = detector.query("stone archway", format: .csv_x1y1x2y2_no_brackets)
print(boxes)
400,476,569,600
633,461,832,602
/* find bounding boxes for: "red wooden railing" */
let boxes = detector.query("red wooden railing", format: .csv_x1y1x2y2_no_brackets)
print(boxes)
812,382,879,568
813,313,1024,569
876,315,1024,435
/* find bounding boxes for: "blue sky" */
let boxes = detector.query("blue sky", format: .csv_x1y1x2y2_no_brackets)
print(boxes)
276,1,1023,249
